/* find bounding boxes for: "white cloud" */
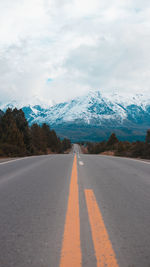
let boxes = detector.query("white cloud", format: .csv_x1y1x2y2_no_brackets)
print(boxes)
0,0,150,104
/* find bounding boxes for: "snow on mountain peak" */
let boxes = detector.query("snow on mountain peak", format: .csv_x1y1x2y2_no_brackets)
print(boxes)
1,90,150,130
0,96,52,111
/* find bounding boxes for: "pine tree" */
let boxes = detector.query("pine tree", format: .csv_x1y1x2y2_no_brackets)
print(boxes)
62,138,71,152
12,108,32,153
31,124,47,154
0,108,26,156
146,129,150,144
0,108,71,156
107,133,119,148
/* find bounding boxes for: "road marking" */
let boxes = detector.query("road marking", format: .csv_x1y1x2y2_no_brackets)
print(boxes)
79,161,84,166
126,158,150,165
0,157,28,165
60,154,81,267
100,155,150,165
85,189,119,267
0,155,51,166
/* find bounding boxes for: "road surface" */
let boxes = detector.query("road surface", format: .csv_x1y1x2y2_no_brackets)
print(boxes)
0,145,150,266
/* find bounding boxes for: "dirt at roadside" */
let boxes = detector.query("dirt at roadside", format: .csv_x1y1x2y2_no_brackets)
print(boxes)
80,145,88,154
100,151,115,156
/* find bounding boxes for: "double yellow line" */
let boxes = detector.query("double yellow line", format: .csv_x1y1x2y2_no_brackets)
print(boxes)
60,155,119,267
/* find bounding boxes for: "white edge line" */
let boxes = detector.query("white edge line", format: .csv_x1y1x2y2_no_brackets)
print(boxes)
0,154,57,165
126,158,150,165
0,157,29,165
99,155,150,165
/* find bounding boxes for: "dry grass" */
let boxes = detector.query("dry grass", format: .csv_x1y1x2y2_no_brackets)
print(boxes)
100,151,115,156
80,146,88,154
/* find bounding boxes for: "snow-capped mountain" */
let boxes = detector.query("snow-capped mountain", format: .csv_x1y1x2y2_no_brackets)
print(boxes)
22,90,150,127
1,90,150,141
0,96,52,112
28,91,127,126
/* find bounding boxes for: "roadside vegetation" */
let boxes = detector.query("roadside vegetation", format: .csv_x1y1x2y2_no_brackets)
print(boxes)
85,131,150,159
0,108,71,157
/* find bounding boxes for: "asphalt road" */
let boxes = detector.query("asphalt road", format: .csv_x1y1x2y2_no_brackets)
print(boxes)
0,146,150,266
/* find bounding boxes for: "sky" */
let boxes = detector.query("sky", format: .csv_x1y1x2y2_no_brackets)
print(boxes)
0,0,150,105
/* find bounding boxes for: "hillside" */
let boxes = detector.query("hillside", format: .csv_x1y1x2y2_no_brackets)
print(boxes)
1,91,150,142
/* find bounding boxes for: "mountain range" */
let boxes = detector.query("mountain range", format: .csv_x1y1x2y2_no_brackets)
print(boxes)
1,91,150,142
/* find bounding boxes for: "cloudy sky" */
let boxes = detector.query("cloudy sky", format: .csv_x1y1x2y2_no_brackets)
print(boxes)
0,0,150,104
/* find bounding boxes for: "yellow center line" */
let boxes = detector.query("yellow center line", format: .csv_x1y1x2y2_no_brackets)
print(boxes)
85,189,119,267
60,154,82,267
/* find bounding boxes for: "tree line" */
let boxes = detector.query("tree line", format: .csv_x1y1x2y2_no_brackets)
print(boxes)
0,108,71,157
86,131,150,159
